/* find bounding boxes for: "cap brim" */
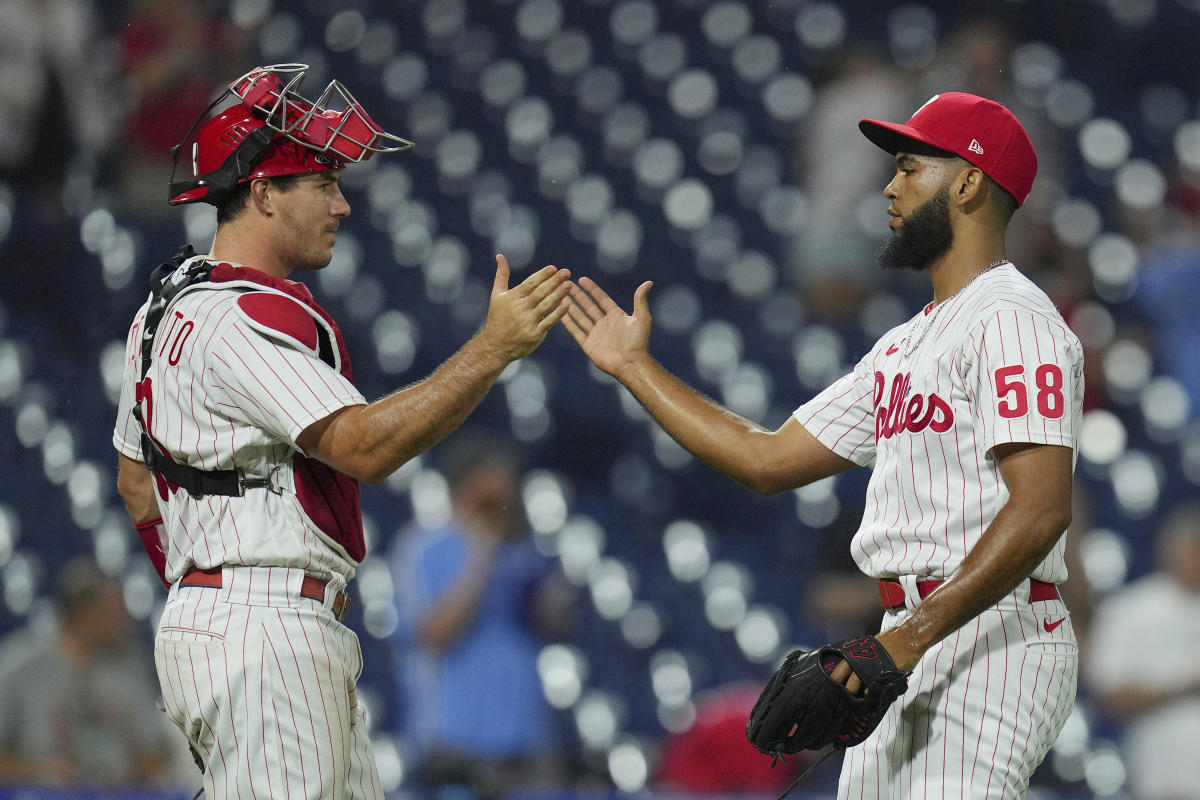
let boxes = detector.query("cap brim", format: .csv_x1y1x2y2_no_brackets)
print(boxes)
858,119,948,156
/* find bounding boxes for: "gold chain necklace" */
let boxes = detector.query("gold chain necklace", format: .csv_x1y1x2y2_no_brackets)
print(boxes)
901,259,1008,358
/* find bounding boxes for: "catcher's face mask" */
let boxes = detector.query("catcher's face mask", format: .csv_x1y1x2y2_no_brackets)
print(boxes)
168,63,414,206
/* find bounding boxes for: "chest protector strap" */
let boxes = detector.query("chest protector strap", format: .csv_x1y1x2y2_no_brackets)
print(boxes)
133,245,273,498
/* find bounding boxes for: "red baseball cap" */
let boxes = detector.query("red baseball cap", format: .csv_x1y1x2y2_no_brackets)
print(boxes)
859,92,1037,207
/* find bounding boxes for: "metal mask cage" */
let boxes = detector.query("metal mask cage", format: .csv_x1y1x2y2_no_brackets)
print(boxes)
230,63,415,161
167,63,414,204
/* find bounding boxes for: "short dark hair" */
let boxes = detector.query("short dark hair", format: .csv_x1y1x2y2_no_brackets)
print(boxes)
986,174,1019,221
214,173,309,224
938,153,1018,219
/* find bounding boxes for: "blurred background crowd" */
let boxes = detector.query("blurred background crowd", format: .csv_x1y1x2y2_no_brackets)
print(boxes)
1,0,1199,798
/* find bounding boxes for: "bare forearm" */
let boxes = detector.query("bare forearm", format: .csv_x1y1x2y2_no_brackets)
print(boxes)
563,276,850,492
308,259,570,482
321,334,510,483
617,355,784,493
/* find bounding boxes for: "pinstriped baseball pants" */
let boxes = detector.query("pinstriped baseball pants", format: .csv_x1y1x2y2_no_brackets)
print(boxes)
839,587,1078,799
155,566,383,799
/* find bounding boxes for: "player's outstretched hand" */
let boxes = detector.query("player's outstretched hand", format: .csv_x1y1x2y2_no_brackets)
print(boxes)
480,255,572,362
561,277,654,379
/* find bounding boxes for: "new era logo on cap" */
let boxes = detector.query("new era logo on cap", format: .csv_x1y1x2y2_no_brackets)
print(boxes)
857,92,1038,207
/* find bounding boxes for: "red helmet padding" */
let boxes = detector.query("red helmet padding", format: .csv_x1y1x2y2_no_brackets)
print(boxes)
169,105,344,205
232,67,384,159
234,70,285,112
168,64,413,206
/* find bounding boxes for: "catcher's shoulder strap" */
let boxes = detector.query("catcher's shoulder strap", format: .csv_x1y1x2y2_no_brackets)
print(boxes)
133,245,274,499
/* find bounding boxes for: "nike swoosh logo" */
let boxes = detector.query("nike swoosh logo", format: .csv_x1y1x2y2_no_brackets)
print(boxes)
886,344,899,355
1043,617,1066,633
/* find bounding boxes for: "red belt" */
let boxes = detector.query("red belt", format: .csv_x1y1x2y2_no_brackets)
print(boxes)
879,578,1059,611
180,567,351,622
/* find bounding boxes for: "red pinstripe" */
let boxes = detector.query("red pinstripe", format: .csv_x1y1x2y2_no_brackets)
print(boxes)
1032,317,1047,441
272,332,341,399
1041,621,1077,753
184,293,227,468
313,602,350,775
832,403,876,452
959,618,982,793
225,332,306,429
932,368,954,575
800,383,859,428
981,614,1012,796
256,631,276,800
974,628,992,792
208,352,275,417
189,368,205,467
263,627,306,798
999,650,1038,794
178,514,208,566
911,426,931,567
281,608,328,792
202,638,239,799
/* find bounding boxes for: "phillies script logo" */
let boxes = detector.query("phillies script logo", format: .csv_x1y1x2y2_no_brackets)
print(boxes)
874,371,954,440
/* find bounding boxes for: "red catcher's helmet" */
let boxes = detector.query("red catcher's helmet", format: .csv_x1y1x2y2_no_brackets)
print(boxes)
168,63,414,206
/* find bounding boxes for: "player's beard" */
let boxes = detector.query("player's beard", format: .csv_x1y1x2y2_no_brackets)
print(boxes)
877,185,953,272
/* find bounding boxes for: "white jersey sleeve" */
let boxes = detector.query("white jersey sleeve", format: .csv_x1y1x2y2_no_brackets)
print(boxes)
208,305,365,447
793,345,888,466
112,302,150,462
962,306,1083,455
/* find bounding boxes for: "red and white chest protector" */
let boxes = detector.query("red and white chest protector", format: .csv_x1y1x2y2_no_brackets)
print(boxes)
114,257,368,583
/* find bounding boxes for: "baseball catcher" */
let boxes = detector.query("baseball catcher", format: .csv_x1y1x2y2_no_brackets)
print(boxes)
746,635,911,761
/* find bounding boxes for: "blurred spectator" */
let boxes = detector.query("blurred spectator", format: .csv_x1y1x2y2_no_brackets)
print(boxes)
0,556,178,789
0,0,115,212
1086,502,1200,800
789,41,920,323
0,0,117,317
1124,127,1200,419
115,0,255,219
390,431,576,799
1135,235,1200,421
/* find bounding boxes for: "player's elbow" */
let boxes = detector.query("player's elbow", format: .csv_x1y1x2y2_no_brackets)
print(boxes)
116,456,159,521
739,457,819,496
743,473,792,496
320,453,396,486
345,447,421,485
358,464,394,486
300,405,408,485
116,469,141,506
1025,503,1071,550
1046,506,1072,541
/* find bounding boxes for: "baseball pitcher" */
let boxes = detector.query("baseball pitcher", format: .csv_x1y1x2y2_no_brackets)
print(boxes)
562,92,1083,799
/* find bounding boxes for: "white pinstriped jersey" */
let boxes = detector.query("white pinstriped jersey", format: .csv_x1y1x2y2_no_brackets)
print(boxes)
796,263,1083,583
113,257,367,584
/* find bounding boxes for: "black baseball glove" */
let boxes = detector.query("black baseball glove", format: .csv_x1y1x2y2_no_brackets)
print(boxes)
746,635,911,760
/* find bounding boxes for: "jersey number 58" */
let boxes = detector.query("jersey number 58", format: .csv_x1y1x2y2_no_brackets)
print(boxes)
994,364,1065,419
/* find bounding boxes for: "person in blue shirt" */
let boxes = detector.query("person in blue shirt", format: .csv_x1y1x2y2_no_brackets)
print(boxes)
390,431,575,799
